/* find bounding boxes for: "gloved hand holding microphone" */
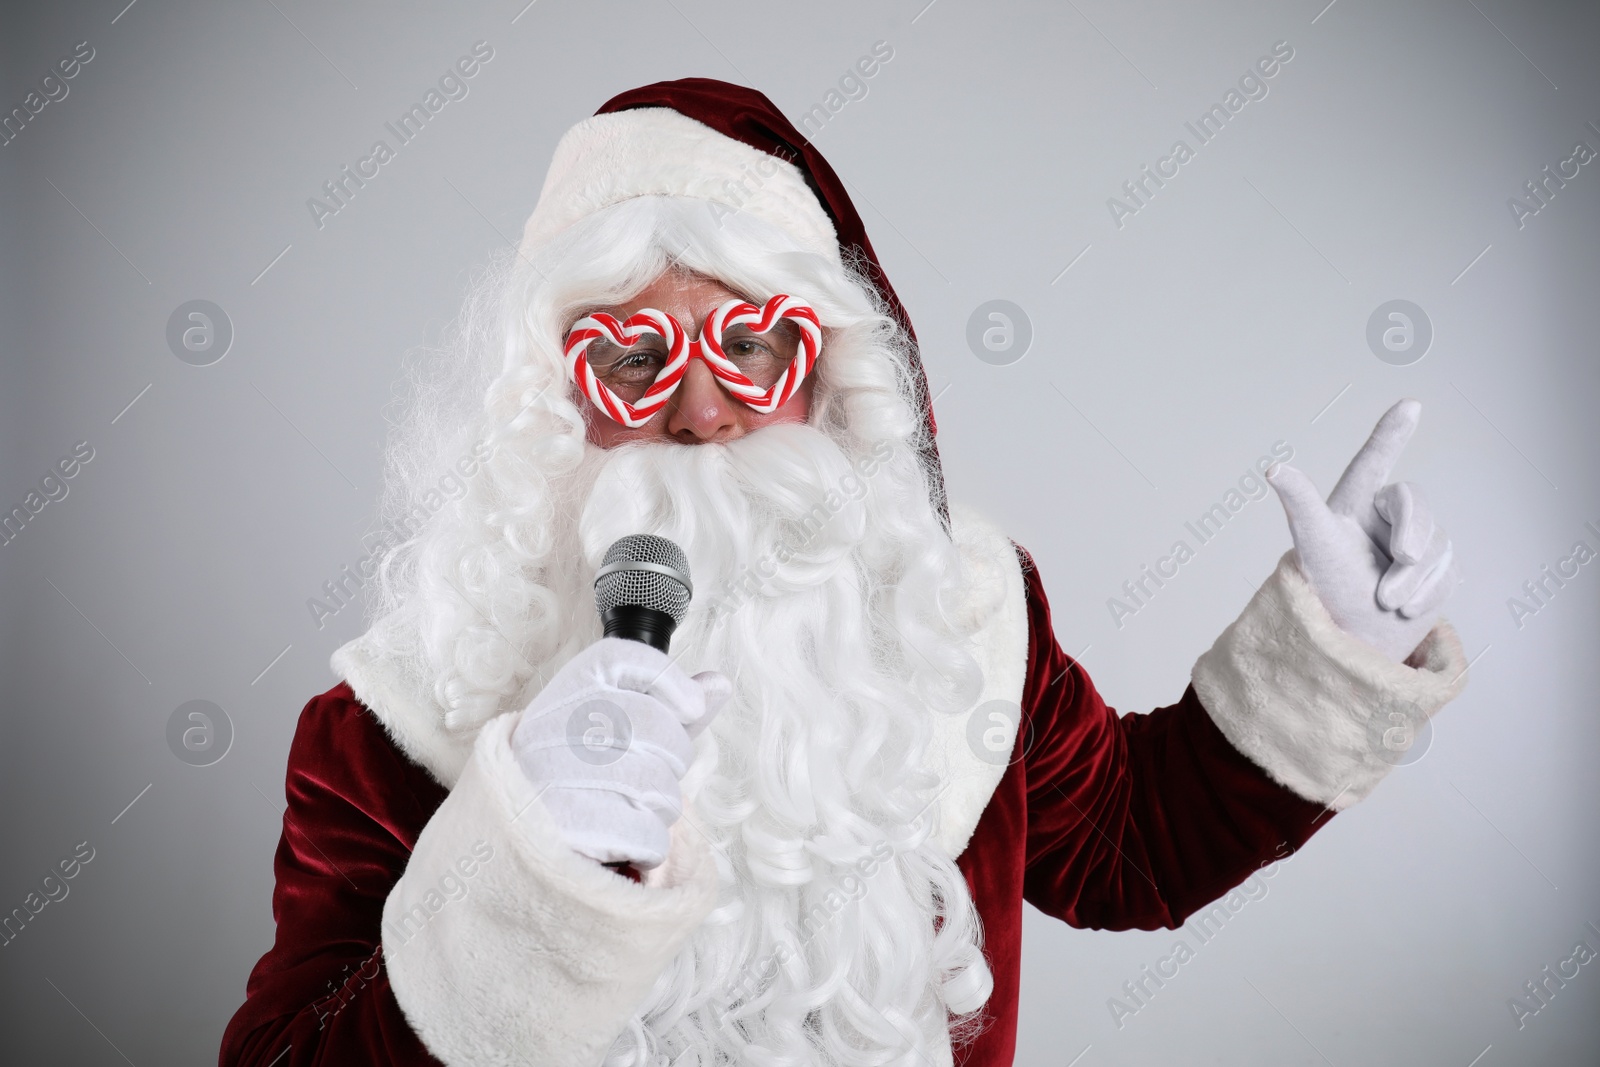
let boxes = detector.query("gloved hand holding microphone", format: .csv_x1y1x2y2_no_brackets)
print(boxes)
511,535,731,871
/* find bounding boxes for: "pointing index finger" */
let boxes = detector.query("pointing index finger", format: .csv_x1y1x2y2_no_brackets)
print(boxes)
1327,399,1421,519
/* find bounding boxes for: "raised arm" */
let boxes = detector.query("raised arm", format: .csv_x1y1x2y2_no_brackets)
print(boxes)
1015,539,1466,930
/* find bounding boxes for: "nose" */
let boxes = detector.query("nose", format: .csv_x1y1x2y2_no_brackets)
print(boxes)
664,357,742,443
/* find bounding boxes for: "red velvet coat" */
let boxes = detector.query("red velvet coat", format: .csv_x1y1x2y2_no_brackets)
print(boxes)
219,544,1329,1066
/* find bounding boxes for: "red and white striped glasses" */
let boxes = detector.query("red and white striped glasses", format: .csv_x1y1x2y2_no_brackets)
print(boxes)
563,295,822,428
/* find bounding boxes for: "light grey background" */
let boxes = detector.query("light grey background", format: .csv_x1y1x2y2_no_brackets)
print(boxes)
2,0,1597,1063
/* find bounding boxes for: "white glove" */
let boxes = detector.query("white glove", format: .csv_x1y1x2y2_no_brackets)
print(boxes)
510,637,732,870
1265,399,1461,664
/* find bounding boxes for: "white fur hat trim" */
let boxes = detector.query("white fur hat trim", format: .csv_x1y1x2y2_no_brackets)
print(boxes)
518,107,841,263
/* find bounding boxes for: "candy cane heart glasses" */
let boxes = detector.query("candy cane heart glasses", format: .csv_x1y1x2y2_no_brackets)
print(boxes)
563,295,822,428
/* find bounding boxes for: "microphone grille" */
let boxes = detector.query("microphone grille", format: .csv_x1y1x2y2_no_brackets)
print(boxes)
594,534,693,623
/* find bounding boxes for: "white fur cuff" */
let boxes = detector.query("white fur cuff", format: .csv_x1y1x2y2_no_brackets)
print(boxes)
382,713,720,1066
1192,551,1469,811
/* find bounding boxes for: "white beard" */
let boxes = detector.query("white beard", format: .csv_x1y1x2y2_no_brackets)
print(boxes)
549,423,993,1067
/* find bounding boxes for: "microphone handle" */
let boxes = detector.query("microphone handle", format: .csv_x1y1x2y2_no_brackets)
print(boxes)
596,599,678,875
600,605,677,653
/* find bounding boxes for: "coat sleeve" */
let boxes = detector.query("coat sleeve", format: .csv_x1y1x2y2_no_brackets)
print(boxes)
219,684,723,1067
375,711,720,1066
218,685,452,1066
1014,545,1468,930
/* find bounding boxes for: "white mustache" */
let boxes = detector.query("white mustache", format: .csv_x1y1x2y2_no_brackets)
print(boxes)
575,422,868,604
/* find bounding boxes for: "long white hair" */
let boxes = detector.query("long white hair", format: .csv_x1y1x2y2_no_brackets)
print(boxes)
366,195,996,1063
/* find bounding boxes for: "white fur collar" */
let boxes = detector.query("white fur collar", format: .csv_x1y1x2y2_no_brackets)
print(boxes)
330,500,1028,859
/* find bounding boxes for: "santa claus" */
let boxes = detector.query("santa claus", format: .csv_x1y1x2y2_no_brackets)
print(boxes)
220,80,1469,1066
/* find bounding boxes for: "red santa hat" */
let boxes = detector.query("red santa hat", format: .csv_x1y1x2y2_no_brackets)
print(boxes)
518,78,950,530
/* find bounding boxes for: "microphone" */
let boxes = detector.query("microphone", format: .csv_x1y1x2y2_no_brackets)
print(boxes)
593,534,693,653
592,535,695,880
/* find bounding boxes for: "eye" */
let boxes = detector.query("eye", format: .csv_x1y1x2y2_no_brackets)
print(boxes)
727,338,768,356
590,342,666,384
614,350,664,374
